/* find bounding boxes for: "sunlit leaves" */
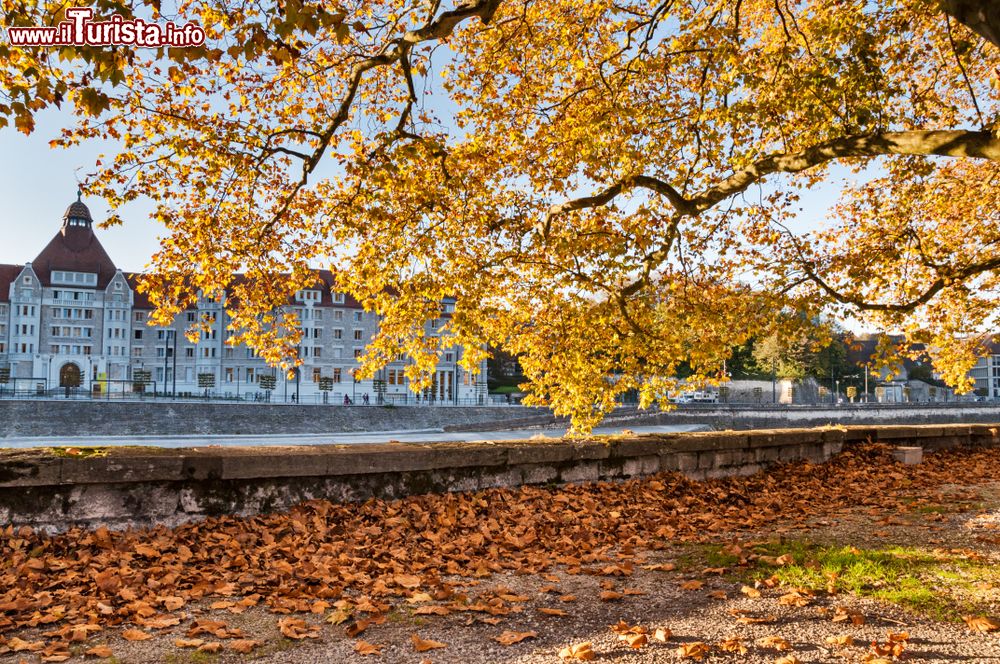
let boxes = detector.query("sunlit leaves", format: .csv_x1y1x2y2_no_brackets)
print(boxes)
3,2,1000,431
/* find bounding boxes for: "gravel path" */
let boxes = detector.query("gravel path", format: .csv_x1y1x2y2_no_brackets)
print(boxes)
2,455,999,663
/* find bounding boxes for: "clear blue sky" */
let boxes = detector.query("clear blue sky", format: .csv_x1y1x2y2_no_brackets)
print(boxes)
0,107,855,273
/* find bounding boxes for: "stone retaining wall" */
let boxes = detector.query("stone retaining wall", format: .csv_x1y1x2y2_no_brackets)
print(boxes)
627,403,1000,430
2,424,998,532
0,400,551,438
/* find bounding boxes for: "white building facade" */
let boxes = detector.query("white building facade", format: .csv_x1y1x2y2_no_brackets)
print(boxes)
969,349,1000,399
0,197,487,404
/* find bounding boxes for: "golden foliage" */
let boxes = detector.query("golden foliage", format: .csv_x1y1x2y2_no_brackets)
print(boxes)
4,1,1000,428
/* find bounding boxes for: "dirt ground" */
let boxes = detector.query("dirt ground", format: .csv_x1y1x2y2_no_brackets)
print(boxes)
2,445,1000,663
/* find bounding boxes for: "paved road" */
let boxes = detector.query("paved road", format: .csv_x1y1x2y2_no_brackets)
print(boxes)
0,424,709,449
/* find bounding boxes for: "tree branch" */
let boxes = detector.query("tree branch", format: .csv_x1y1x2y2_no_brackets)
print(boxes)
545,129,1000,231
939,0,1000,49
690,130,1000,212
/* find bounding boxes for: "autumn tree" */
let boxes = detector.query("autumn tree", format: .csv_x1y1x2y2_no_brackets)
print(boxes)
3,0,1000,429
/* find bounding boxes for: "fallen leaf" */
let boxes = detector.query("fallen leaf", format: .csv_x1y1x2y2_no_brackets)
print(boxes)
599,591,623,601
395,574,422,589
539,607,569,617
327,608,352,625
775,656,801,664
84,645,113,658
757,635,791,651
161,596,185,611
197,642,222,653
778,591,811,607
354,641,382,656
278,617,320,640
963,615,1000,633
741,584,762,598
558,642,596,661
653,627,671,642
826,634,853,646
229,640,261,654
8,638,45,652
676,642,710,660
121,629,152,642
718,637,747,654
411,634,447,652
680,580,704,591
493,630,537,646
623,633,647,649
175,639,204,648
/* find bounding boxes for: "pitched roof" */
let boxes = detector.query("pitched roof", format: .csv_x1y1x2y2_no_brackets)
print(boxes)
32,225,118,289
0,264,23,303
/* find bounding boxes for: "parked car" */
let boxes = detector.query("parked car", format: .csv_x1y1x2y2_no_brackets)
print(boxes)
674,390,718,404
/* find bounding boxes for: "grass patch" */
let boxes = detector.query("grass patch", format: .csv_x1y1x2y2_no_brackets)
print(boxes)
739,541,999,619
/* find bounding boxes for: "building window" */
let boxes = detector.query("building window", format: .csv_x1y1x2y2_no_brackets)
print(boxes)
312,368,321,382
135,312,145,322
354,311,363,322
333,329,343,340
333,293,345,304
134,329,143,339
354,348,363,359
187,312,197,322
353,329,363,341
333,368,341,383
314,309,323,320
133,347,143,356
185,348,194,358
314,347,322,358
334,310,343,321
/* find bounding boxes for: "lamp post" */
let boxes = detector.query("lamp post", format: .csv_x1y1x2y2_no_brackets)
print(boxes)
172,328,178,397
162,330,169,400
771,358,777,404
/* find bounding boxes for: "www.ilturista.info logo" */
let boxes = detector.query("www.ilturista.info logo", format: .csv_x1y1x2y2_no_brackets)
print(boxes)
6,7,205,47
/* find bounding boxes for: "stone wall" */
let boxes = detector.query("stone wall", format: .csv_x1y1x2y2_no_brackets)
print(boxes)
0,400,550,438
5,399,1000,439
630,403,1000,430
2,423,998,532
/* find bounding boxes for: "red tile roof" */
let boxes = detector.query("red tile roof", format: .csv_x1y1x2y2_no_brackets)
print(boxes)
0,264,23,303
32,225,118,289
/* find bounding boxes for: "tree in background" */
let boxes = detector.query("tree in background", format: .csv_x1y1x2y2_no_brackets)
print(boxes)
4,1,1000,430
751,326,848,383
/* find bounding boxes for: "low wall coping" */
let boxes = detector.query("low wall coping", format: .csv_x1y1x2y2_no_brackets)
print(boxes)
1,423,992,490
